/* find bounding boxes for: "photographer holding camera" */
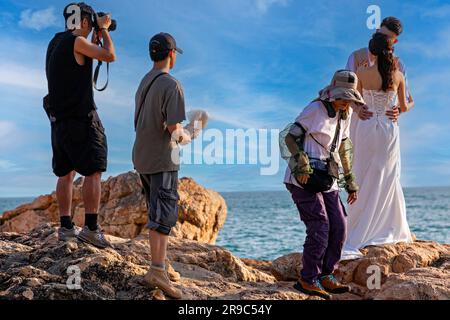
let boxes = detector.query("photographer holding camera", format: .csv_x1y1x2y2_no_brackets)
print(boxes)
45,2,116,248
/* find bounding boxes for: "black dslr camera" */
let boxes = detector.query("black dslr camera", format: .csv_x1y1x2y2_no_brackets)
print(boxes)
69,3,117,32
93,12,117,32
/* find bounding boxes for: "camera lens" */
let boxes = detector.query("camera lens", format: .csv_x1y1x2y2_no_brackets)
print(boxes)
95,12,116,32
109,20,117,32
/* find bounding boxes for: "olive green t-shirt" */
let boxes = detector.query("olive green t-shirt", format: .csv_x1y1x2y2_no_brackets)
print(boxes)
132,69,186,174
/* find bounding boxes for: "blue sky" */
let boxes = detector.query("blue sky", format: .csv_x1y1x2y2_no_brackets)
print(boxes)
1,0,450,196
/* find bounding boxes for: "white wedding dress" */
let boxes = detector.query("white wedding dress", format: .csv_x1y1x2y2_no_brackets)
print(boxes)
341,89,413,260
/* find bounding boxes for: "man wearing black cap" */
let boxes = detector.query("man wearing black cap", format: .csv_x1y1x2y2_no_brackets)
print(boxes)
133,32,186,299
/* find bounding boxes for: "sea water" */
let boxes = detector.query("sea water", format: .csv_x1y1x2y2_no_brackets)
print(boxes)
1,188,449,261
216,188,450,260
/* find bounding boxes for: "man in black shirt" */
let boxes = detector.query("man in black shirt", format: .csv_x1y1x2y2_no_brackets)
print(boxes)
46,2,116,248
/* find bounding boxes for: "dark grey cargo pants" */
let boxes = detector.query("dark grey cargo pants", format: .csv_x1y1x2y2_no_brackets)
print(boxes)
140,171,179,235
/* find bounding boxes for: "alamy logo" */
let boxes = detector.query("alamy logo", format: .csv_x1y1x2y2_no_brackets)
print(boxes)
170,123,280,176
66,265,82,290
366,264,381,290
366,5,381,30
65,4,81,30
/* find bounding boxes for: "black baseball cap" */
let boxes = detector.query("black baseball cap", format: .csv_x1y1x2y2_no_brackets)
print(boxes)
149,32,183,55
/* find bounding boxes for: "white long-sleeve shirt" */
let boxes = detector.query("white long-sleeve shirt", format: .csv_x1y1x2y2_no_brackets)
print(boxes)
284,100,352,192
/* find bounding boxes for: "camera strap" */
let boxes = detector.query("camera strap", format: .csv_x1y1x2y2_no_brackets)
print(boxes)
309,112,342,154
93,40,109,91
93,60,109,91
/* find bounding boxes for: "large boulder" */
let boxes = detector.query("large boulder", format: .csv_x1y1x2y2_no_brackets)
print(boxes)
0,172,227,244
373,267,450,300
0,224,311,300
270,241,450,300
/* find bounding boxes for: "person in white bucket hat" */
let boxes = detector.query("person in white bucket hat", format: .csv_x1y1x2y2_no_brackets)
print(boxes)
280,69,363,299
318,70,365,107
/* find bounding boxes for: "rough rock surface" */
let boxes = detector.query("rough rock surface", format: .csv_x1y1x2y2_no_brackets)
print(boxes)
1,224,448,300
0,224,311,300
1,173,448,300
271,241,450,300
0,172,227,244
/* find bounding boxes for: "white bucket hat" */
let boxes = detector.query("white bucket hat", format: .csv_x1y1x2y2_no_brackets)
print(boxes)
318,70,365,105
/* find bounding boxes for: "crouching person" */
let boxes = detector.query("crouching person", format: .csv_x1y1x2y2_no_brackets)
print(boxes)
281,70,362,299
133,33,189,299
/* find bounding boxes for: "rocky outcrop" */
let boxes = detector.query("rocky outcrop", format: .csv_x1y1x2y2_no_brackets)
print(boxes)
1,224,448,300
0,224,311,300
1,173,448,300
0,172,227,244
271,241,450,300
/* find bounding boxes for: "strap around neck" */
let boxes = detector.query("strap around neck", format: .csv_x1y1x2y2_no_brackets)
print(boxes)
309,111,342,154
134,72,168,130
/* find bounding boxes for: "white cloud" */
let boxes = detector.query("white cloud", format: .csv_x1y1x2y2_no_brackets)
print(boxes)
420,4,450,18
0,121,16,139
0,36,47,91
173,67,205,79
19,7,59,31
0,62,46,91
0,121,23,149
95,87,134,109
430,159,450,176
254,0,289,14
401,123,446,151
402,27,450,59
0,36,46,62
207,107,267,129
0,160,22,172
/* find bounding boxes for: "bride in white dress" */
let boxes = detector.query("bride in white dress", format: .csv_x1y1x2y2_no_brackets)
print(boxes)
342,33,415,260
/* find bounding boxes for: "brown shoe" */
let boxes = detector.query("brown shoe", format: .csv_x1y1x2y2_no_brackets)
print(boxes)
166,258,181,282
142,266,182,299
320,274,350,294
293,279,332,300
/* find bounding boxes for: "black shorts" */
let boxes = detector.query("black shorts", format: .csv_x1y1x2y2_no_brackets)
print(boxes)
51,111,108,177
140,171,179,235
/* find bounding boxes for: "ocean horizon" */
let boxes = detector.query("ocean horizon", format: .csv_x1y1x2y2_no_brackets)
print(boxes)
1,186,449,261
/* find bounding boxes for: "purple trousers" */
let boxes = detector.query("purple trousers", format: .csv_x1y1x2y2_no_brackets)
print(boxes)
286,183,347,284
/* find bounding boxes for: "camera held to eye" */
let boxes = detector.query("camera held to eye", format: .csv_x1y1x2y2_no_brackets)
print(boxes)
93,12,117,32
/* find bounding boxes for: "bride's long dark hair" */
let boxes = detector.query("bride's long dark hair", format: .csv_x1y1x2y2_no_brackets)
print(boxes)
369,33,397,91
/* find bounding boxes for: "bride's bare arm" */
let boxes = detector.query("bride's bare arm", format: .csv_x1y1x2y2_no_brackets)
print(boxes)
398,73,414,113
352,71,363,114
355,70,373,120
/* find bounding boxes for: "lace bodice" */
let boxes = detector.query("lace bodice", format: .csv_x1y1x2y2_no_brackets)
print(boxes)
362,89,398,116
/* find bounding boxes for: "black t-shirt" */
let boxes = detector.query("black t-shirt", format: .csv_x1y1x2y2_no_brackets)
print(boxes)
46,31,96,120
